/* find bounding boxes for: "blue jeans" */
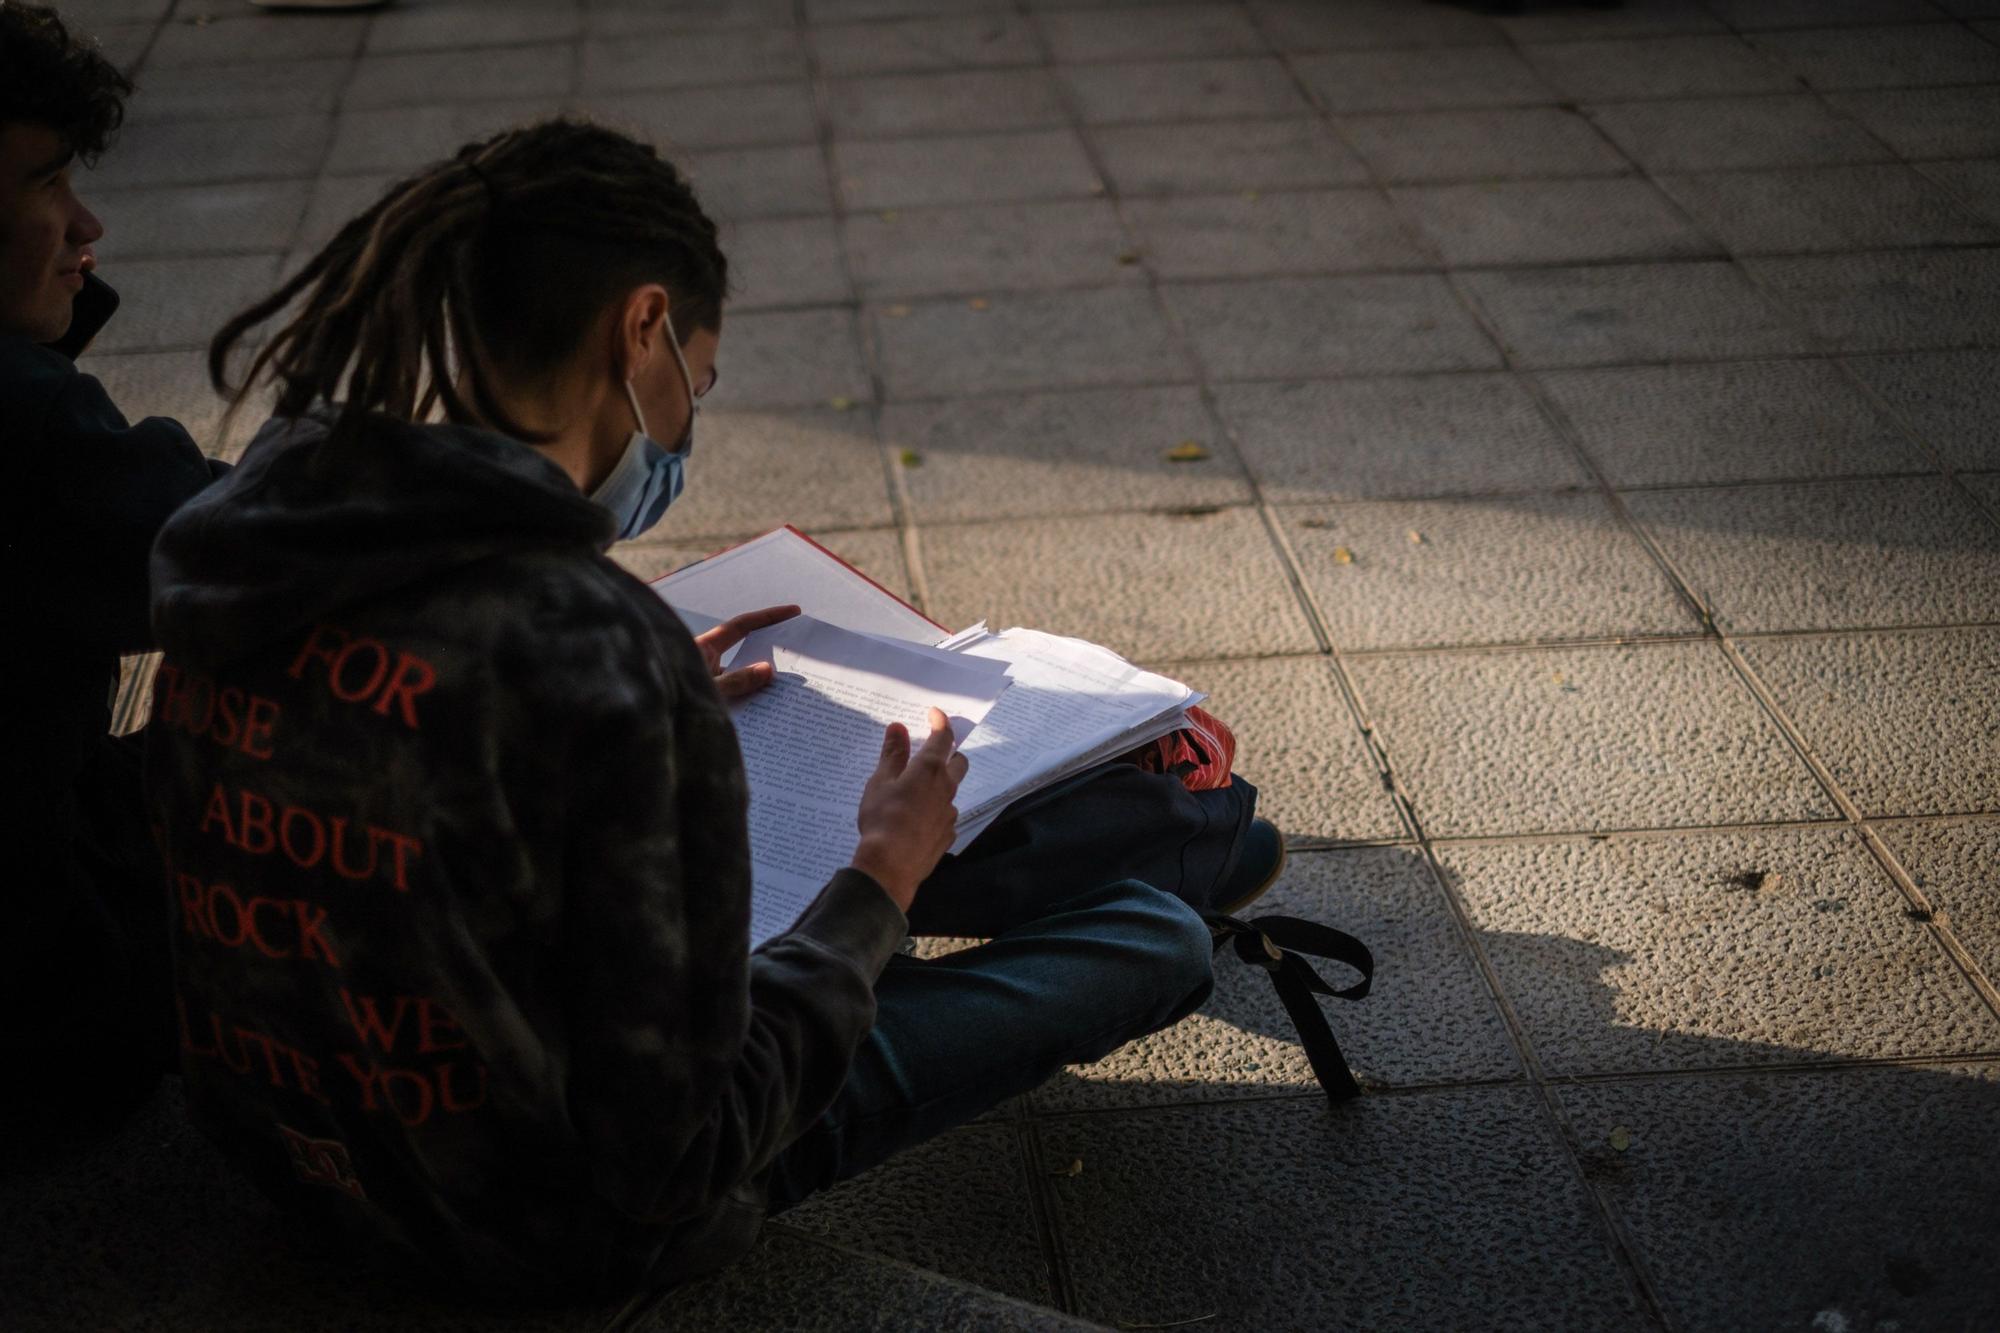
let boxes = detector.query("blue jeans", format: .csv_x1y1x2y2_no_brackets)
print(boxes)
765,767,1253,1210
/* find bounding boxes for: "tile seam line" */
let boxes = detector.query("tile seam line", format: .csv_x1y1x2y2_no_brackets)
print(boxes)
1249,11,1677,1331
996,15,1126,1319
795,9,932,623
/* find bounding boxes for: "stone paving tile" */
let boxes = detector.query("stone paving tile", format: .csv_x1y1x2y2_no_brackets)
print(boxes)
1536,360,1926,486
722,216,851,310
1656,162,2000,254
807,0,1014,21
1739,628,2000,817
593,0,797,35
147,12,371,69
1283,493,1694,650
90,180,309,261
1215,373,1590,501
344,46,574,111
1821,84,2000,159
59,0,170,25
1627,478,2000,633
327,100,565,174
1151,658,1405,843
580,28,806,94
574,85,819,151
1459,262,1807,368
1294,46,1555,114
1921,157,2000,228
822,68,1069,138
1497,0,1726,40
1090,118,1369,194
122,58,352,125
1443,827,1999,1076
1122,188,1427,279
1748,22,2000,90
1747,249,2000,353
1557,1065,2000,1332
92,21,156,73
710,307,871,409
874,286,1186,397
1519,34,1798,102
1040,1092,1642,1331
1039,2,1265,61
1965,470,2000,510
1391,178,1717,267
810,13,1043,77
294,174,395,254
367,0,583,54
1708,0,1949,26
684,145,832,220
1350,642,1836,836
647,408,895,540
1879,817,2000,980
844,200,1138,298
834,130,1102,210
1336,106,1632,185
1036,846,1516,1108
1169,274,1502,380
2,1083,615,1332
883,384,1252,523
1248,0,1504,51
779,1124,1052,1305
1059,56,1310,123
89,113,332,189
1846,349,2000,471
1586,93,1893,172
919,508,1318,659
88,254,281,355
644,1227,1093,1332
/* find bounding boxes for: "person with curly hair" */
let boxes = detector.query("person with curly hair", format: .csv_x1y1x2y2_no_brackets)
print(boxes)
1,1,230,1136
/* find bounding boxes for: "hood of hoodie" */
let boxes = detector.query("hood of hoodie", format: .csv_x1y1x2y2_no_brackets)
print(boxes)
152,409,616,665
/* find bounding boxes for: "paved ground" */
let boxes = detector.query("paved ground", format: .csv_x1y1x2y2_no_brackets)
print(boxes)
8,0,1999,1328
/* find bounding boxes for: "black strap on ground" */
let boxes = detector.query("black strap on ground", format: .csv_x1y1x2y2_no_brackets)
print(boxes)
1203,912,1374,1106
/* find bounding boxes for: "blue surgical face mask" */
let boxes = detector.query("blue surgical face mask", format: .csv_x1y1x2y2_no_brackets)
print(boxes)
590,309,699,541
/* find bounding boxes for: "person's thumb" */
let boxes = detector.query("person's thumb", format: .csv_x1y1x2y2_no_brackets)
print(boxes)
876,721,911,777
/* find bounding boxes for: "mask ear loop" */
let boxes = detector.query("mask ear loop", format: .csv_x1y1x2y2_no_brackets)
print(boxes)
621,378,651,441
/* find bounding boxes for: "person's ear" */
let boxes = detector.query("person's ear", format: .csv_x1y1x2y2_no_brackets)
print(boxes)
614,283,673,382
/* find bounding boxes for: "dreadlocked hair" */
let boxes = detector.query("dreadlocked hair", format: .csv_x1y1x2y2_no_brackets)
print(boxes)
209,118,728,444
0,2,132,162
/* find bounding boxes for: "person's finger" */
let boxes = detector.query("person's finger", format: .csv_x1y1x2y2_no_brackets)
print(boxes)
698,604,803,655
946,751,969,786
876,722,911,777
712,662,774,699
915,709,956,768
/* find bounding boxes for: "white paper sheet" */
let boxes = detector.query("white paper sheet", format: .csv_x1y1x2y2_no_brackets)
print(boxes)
727,616,1011,949
653,527,940,646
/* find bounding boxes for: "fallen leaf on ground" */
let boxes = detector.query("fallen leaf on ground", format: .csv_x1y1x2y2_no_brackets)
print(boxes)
828,395,855,412
967,297,990,310
884,304,911,318
1609,1126,1631,1152
898,449,922,467
1117,250,1144,265
1407,529,1425,544
1164,440,1209,462
878,210,899,222
1332,546,1355,565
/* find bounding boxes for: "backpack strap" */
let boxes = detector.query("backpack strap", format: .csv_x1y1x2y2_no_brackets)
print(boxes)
1204,912,1374,1105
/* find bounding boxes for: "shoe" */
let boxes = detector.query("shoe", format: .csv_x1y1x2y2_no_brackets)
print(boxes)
1213,817,1285,916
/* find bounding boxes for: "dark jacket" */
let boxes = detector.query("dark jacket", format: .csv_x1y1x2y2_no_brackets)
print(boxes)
0,329,227,1113
144,410,906,1298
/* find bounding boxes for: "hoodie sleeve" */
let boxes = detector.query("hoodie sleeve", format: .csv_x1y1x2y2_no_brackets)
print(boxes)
32,365,229,654
551,596,907,1226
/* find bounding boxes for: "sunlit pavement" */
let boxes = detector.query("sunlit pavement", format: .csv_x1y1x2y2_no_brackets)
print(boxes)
12,0,2000,1328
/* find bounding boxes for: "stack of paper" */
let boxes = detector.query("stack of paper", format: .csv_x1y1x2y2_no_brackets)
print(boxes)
655,528,1203,948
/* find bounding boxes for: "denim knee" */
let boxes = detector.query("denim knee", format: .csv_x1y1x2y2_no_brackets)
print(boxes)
1100,880,1215,1025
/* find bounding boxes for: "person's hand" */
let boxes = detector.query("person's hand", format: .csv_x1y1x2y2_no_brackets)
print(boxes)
851,707,968,913
691,604,800,699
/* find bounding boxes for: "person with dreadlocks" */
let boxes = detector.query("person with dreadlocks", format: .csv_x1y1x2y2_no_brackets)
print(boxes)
1,1,230,1136
145,118,1280,1298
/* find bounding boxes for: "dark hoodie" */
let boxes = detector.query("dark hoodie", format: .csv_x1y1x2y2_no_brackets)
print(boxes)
145,410,906,1298
1,329,228,1121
